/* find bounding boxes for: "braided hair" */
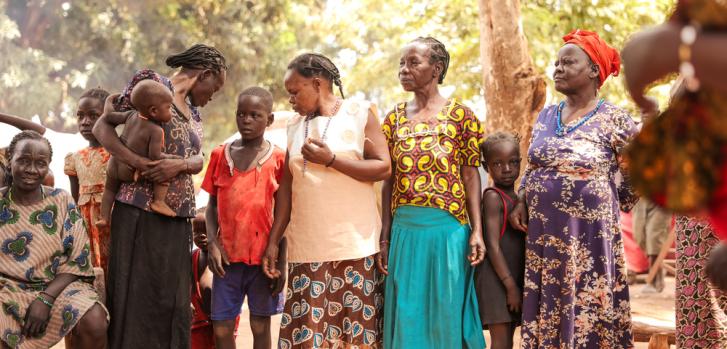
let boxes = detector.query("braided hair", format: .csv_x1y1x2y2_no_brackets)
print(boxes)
480,131,520,164
4,130,53,187
287,53,345,98
165,44,228,75
411,37,450,84
79,87,110,104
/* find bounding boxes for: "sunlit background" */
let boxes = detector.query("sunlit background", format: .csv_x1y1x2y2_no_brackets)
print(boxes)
0,0,676,193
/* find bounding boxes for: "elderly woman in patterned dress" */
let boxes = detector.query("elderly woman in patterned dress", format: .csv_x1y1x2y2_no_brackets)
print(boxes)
379,37,486,349
0,130,107,349
509,30,639,348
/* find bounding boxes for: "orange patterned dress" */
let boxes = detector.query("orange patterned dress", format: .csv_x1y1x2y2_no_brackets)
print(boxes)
64,147,110,275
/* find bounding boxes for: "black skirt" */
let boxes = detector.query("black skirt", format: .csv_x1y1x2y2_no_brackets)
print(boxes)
107,201,192,349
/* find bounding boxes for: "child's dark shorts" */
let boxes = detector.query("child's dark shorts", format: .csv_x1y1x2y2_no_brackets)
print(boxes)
210,262,284,320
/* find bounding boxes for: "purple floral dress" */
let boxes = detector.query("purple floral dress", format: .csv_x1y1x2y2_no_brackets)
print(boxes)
520,102,639,348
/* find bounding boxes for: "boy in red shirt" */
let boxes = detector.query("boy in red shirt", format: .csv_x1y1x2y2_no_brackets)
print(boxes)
202,87,286,349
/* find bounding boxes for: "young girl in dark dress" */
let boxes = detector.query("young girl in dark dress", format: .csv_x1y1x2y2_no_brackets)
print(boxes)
474,131,525,349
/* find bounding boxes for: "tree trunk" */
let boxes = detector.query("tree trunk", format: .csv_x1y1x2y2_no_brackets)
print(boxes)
478,0,546,171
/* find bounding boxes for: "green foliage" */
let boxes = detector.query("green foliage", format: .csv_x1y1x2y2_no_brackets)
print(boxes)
1,0,675,155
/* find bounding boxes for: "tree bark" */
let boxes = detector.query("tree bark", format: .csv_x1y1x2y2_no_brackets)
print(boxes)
478,0,546,170
17,0,61,49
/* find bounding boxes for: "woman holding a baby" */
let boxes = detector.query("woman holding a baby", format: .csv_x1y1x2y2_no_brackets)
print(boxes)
92,44,227,349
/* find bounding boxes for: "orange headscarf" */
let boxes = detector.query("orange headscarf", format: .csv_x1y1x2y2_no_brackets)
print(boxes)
562,29,620,88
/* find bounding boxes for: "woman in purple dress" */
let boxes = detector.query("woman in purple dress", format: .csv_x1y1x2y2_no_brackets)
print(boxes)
510,30,639,348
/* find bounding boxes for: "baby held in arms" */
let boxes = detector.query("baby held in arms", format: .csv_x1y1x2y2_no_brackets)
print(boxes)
97,79,179,227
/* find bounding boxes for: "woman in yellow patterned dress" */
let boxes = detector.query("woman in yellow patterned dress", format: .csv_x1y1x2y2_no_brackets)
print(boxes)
0,131,107,348
378,37,486,349
64,88,112,277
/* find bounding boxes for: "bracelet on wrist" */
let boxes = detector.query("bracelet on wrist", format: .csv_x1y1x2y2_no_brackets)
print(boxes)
36,294,54,308
325,154,337,167
40,291,56,300
379,240,390,245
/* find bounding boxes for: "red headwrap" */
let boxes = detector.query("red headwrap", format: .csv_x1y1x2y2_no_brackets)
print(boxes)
562,29,620,88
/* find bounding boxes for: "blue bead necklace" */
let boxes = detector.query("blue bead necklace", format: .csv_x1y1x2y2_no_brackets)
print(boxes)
555,98,605,137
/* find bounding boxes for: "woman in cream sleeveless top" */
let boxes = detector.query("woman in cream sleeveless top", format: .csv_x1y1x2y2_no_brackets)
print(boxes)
263,53,391,349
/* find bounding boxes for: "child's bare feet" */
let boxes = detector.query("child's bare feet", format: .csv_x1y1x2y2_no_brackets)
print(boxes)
151,200,176,217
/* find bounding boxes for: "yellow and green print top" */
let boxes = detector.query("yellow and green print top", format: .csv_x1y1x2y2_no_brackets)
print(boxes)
382,99,483,224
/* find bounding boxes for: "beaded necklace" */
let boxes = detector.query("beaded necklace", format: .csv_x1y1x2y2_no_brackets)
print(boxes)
555,98,605,137
302,98,342,174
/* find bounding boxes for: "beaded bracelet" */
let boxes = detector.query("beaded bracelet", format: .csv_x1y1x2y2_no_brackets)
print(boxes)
36,294,54,308
679,23,701,92
40,291,56,301
379,240,390,245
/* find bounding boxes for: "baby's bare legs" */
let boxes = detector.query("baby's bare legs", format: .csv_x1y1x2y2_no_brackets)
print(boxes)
98,158,124,228
150,181,175,217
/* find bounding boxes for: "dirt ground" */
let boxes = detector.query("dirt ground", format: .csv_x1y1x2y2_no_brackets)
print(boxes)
52,276,676,348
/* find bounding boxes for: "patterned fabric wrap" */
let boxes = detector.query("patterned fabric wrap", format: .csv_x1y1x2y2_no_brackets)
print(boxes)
63,147,110,206
520,102,638,348
278,256,384,349
382,99,483,225
113,70,202,218
674,216,727,348
64,147,111,273
0,188,107,348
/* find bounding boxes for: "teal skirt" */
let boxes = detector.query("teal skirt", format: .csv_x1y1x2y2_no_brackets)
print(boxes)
384,206,486,349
